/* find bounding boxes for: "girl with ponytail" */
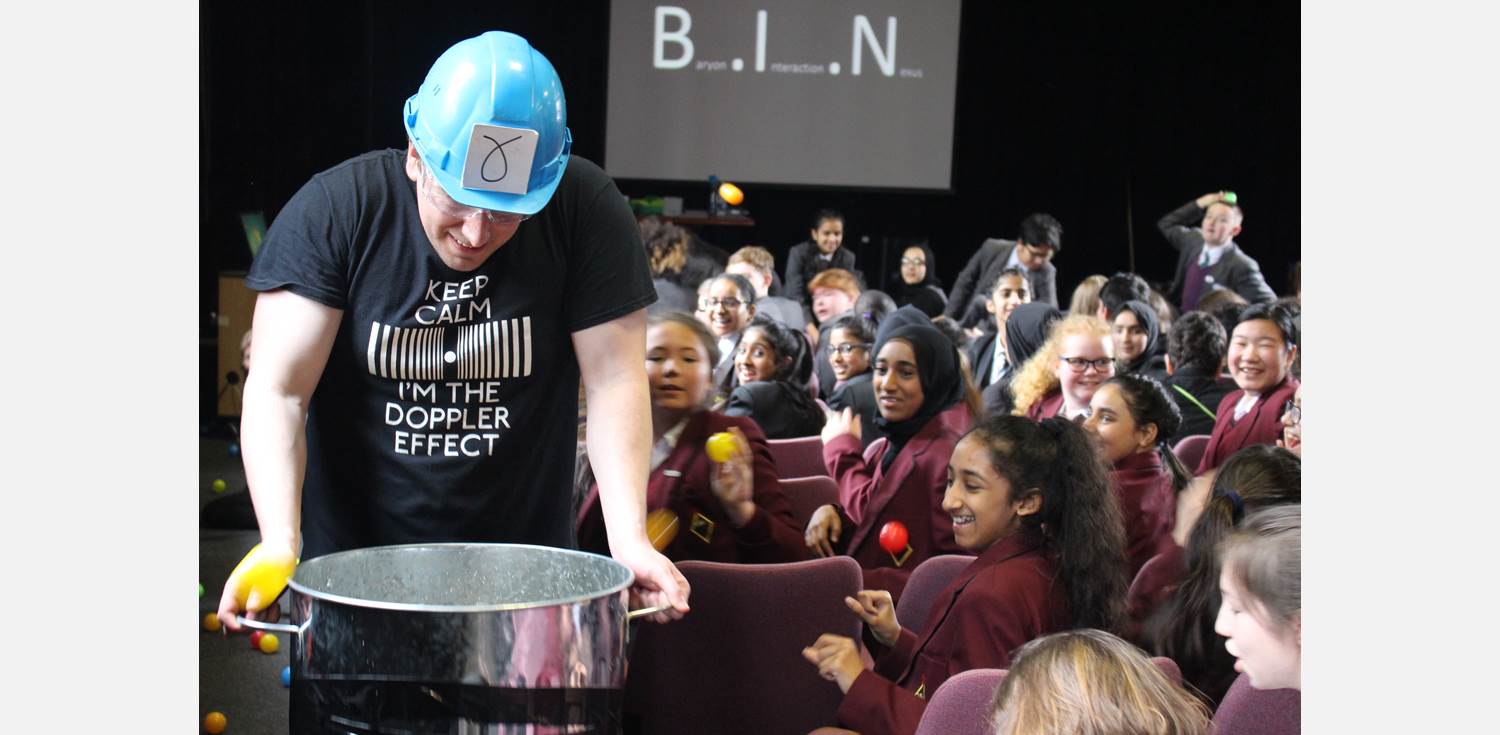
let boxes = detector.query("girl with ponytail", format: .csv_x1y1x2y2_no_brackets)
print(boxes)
1082,374,1191,578
1142,445,1300,706
802,415,1128,735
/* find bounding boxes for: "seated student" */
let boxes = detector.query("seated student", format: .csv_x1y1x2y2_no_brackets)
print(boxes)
967,267,1033,392
990,629,1213,735
786,209,860,312
1215,504,1301,691
724,315,826,439
639,217,700,314
1163,311,1235,442
1068,274,1107,317
1010,314,1115,421
1157,191,1276,311
1140,445,1300,706
700,272,758,397
813,289,896,400
810,267,863,330
576,313,810,564
982,302,1062,417
1195,303,1300,474
1277,384,1301,457
826,314,884,450
726,245,807,332
804,320,977,599
1196,287,1249,338
888,243,948,318
1083,375,1191,579
802,416,1128,735
1111,299,1165,379
927,315,987,423
946,212,1064,329
1096,272,1151,322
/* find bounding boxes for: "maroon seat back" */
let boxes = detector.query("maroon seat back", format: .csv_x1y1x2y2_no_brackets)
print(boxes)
780,475,840,530
1172,434,1211,472
894,554,974,631
914,657,1184,735
624,557,864,735
1213,673,1300,735
766,435,828,478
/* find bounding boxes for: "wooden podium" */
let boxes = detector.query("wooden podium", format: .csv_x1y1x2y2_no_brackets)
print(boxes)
216,272,257,416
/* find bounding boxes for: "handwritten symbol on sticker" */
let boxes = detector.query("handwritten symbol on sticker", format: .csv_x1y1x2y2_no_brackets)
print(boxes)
480,134,524,183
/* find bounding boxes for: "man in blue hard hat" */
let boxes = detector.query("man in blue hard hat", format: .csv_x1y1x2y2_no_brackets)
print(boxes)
217,31,689,629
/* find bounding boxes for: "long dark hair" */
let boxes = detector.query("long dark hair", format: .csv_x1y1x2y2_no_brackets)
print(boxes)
742,314,814,388
1103,374,1190,492
1146,445,1301,704
964,415,1128,632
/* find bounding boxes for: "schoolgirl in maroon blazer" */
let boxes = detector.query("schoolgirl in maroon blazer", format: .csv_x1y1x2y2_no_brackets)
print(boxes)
1196,302,1300,473
804,318,977,599
576,312,810,564
802,416,1129,735
1009,314,1115,422
1083,374,1193,579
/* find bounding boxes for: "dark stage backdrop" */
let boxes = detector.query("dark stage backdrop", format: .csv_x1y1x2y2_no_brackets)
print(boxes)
201,0,1299,416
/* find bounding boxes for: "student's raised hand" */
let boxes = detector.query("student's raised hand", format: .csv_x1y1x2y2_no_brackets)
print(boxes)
801,633,867,694
845,590,901,647
805,504,843,557
1196,191,1227,208
820,407,861,444
707,427,757,527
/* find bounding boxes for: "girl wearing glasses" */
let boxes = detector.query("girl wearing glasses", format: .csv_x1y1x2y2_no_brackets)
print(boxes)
826,314,885,450
724,315,826,440
1009,314,1115,421
576,312,810,564
888,243,948,318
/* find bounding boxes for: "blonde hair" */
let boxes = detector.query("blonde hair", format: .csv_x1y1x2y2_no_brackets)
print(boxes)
1010,314,1111,415
992,629,1212,735
728,246,776,277
1069,274,1109,316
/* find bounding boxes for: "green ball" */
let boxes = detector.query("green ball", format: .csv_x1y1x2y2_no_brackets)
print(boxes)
199,583,204,598
212,478,227,493
1222,191,1238,204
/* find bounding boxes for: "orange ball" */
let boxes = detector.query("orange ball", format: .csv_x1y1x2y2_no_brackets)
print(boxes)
717,182,744,206
646,508,680,551
258,632,280,654
203,711,227,733
202,613,221,632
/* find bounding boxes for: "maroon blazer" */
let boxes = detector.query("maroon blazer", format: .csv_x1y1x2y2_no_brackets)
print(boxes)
1111,450,1177,579
836,529,1069,735
1125,541,1185,642
575,411,811,564
1196,377,1299,474
1022,390,1064,420
823,404,971,594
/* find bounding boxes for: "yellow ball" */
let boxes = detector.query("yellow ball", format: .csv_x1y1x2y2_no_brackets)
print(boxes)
717,182,744,206
705,432,737,463
230,544,297,609
203,711,227,733
202,613,221,632
258,633,280,654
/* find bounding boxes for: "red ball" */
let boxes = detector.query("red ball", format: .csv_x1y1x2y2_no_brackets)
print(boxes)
878,521,909,554
249,630,265,650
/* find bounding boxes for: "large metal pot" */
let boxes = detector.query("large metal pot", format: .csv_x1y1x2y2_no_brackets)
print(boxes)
239,543,655,734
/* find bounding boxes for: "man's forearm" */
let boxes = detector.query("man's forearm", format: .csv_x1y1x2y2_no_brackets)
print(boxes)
585,372,653,553
239,380,307,552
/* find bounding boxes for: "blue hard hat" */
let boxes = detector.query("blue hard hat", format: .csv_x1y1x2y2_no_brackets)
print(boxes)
403,31,572,216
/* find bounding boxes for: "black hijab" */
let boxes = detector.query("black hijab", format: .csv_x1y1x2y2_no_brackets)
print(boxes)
871,320,965,470
1004,302,1064,369
1114,300,1161,375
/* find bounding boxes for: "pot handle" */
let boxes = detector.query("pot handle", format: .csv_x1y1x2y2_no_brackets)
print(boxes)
234,615,303,634
626,604,672,621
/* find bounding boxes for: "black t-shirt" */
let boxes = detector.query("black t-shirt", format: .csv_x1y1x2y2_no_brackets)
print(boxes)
247,149,654,559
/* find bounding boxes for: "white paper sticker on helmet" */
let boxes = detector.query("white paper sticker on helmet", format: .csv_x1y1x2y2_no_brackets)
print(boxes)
461,124,538,196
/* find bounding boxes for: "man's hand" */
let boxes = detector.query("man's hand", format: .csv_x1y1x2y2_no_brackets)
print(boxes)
217,539,297,632
615,541,691,623
802,634,867,693
844,590,901,647
820,407,861,445
805,504,844,557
